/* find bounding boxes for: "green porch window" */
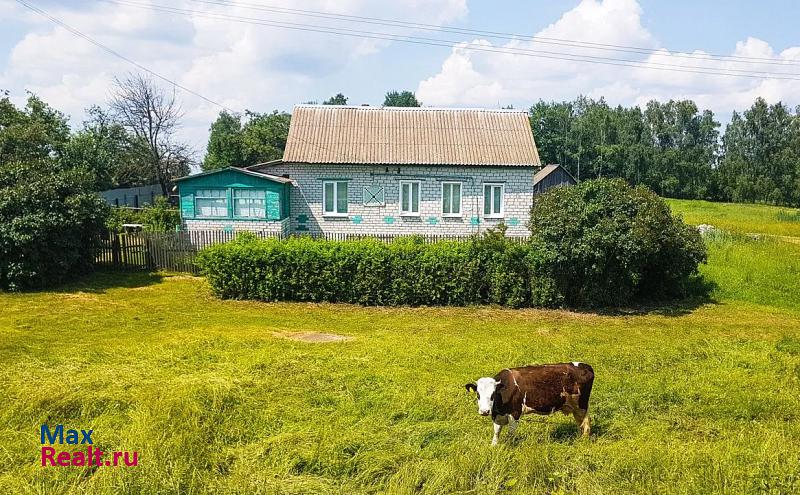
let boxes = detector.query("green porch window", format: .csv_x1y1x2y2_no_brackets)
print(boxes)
234,189,266,218
195,189,227,217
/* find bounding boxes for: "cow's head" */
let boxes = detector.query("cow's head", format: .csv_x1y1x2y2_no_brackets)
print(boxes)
465,377,504,416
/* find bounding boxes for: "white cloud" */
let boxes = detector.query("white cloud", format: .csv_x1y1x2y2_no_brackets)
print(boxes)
417,0,800,119
0,0,468,152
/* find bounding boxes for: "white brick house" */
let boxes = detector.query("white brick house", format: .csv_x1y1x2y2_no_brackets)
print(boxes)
178,105,574,236
254,105,555,236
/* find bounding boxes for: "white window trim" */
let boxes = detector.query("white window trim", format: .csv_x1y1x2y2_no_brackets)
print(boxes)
483,183,505,219
399,180,422,217
322,180,348,217
441,181,463,218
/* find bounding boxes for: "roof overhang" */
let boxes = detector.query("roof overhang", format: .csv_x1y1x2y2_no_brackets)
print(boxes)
174,166,295,185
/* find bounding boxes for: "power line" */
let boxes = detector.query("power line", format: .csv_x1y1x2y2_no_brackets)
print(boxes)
104,0,800,81
13,0,371,165
187,0,800,68
14,0,238,113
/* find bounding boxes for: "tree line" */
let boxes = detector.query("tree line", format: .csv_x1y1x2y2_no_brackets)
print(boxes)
531,96,800,206
205,93,800,207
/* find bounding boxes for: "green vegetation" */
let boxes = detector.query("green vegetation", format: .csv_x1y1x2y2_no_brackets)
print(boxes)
106,198,181,233
2,199,800,493
197,181,705,309
531,97,800,206
0,94,109,290
667,198,800,238
530,179,705,306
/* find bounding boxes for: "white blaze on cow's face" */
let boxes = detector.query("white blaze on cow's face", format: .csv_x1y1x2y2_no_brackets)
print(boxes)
476,377,500,416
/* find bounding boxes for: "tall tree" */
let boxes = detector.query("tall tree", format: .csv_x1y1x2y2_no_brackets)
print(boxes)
109,74,192,194
202,109,291,169
240,110,291,165
62,106,141,190
0,90,70,164
0,93,108,289
323,93,348,105
203,111,245,171
717,98,799,205
383,90,421,107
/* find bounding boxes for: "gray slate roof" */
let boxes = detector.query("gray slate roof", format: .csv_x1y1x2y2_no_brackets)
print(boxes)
282,105,542,167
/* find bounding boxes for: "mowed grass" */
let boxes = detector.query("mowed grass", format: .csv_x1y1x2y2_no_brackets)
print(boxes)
2,200,800,494
667,198,800,238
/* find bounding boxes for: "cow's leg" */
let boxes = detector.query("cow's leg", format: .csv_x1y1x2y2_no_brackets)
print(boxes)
491,421,503,446
507,415,518,436
573,408,591,437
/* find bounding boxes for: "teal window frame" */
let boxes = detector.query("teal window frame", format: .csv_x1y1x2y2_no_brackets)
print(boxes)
232,188,267,219
195,189,229,218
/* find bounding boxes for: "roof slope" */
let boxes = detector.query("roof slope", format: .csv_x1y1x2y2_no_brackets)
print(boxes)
174,167,294,184
533,164,576,185
282,105,541,166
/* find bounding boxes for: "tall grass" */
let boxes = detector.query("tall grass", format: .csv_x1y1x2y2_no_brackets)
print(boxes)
667,198,800,238
701,232,800,310
2,199,799,493
1,264,799,494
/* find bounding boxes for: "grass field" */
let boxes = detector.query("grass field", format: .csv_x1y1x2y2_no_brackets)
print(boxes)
667,198,800,238
1,201,800,494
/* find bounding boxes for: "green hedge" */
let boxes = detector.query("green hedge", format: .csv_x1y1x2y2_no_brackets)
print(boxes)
196,231,539,307
196,180,707,308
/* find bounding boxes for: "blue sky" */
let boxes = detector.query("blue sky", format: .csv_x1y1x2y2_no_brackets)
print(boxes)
2,0,799,152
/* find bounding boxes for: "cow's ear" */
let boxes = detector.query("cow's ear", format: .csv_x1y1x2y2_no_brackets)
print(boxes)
465,383,477,393
494,382,505,391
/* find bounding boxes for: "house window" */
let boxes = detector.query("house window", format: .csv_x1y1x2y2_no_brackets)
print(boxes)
441,182,462,217
195,189,228,217
233,189,265,218
323,180,348,215
399,180,421,216
363,185,385,206
483,183,504,218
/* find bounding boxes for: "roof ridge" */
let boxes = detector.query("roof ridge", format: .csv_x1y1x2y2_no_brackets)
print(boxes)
293,104,527,113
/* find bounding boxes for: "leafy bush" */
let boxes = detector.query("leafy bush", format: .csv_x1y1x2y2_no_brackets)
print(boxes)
0,161,109,290
529,178,707,307
196,231,535,307
140,197,180,232
106,206,140,230
106,197,180,232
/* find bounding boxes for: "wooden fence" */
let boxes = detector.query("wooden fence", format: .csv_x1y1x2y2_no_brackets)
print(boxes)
95,230,529,273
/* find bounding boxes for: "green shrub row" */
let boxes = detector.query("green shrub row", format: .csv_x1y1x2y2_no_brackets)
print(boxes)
196,230,545,308
196,180,707,308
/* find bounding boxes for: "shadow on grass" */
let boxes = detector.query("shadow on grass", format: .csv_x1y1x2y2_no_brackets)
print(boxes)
505,417,607,447
576,275,719,318
548,420,607,443
51,270,165,294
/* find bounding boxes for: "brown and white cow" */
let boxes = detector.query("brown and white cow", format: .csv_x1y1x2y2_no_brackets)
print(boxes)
465,362,594,445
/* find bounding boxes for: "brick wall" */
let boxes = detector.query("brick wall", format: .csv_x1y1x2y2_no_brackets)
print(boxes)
263,163,535,236
183,217,290,235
